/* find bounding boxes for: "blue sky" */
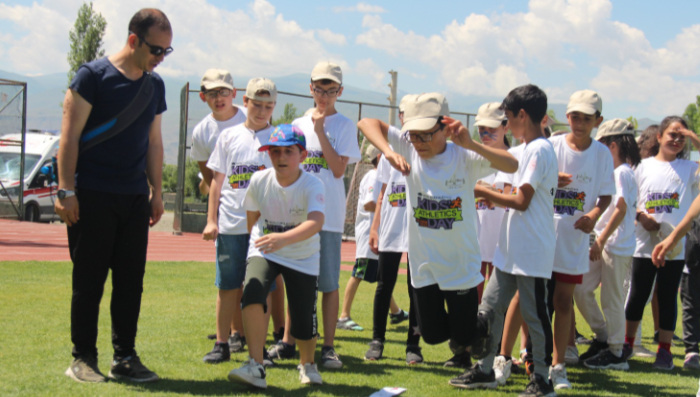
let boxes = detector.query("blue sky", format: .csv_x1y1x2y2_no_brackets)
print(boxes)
1,0,700,120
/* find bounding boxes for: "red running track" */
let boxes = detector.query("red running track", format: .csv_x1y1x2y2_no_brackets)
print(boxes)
0,219,406,273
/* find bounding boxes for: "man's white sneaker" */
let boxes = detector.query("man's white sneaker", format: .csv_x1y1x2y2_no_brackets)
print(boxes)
298,363,323,385
493,355,512,386
228,358,267,389
550,363,571,390
564,346,579,365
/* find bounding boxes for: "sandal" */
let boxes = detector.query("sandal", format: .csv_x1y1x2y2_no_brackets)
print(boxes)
336,318,364,331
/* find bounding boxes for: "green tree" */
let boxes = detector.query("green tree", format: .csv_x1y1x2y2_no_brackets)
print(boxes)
185,158,202,199
67,2,107,86
684,96,700,133
272,103,299,126
162,164,178,193
626,116,639,130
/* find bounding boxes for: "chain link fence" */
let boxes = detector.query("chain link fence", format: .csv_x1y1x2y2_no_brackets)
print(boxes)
0,79,28,219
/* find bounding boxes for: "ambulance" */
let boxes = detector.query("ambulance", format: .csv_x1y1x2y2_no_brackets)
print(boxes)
0,131,60,222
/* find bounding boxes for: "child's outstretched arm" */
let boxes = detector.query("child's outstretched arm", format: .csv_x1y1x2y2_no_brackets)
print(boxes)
442,116,517,173
254,212,325,255
652,194,700,267
574,195,612,234
474,183,535,212
357,118,410,175
590,197,627,261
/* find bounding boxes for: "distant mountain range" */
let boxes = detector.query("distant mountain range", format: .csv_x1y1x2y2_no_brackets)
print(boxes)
0,68,657,163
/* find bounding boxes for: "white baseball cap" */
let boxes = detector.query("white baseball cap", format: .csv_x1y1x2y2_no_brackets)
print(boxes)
401,93,450,132
245,78,277,103
595,118,634,140
364,144,380,160
474,102,506,128
201,69,233,91
567,89,602,116
311,61,342,84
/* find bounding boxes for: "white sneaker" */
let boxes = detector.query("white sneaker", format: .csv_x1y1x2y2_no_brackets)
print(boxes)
550,363,572,390
632,345,656,358
564,345,579,365
493,355,512,386
298,363,323,385
228,358,267,389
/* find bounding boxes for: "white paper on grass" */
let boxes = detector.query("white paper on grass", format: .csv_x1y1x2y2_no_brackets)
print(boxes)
368,387,407,397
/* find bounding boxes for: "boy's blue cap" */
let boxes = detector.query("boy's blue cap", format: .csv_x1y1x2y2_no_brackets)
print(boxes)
259,124,307,152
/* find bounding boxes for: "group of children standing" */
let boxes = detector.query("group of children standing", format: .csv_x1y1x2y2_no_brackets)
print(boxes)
190,61,700,396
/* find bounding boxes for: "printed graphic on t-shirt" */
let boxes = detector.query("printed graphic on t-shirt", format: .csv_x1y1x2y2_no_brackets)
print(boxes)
554,189,586,216
645,191,680,214
302,150,328,173
413,193,463,230
228,163,266,189
263,220,298,234
475,199,495,211
388,183,406,207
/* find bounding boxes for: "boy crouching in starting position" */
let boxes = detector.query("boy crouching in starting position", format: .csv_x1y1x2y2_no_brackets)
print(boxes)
358,93,518,386
228,125,326,388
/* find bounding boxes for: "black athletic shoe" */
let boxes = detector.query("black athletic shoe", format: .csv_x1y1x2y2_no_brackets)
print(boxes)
470,310,493,359
448,363,498,389
444,352,472,368
405,345,423,365
262,348,275,368
267,341,296,360
364,340,384,361
574,329,591,345
390,309,409,325
273,327,285,344
579,339,608,361
203,342,231,364
108,354,159,383
519,373,556,397
584,349,629,371
228,332,246,353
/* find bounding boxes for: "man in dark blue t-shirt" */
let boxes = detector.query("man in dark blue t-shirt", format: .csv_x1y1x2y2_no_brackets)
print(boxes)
56,8,172,384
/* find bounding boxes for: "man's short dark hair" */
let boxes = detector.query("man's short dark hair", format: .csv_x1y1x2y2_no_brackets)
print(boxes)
128,9,171,38
501,84,547,125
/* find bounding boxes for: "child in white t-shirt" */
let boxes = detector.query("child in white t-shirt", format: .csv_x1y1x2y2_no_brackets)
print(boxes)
468,85,559,395
191,69,247,196
358,92,518,387
574,119,640,370
626,116,700,370
547,90,615,389
228,124,325,389
337,145,383,331
201,78,277,364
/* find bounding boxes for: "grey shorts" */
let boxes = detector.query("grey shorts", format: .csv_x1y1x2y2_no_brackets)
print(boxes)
318,231,342,293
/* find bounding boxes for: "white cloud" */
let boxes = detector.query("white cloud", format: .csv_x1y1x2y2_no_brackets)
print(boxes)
334,2,386,14
354,58,386,90
316,29,347,46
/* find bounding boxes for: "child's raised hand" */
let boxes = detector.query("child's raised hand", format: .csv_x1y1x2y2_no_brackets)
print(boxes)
311,110,326,133
385,150,411,176
255,233,287,254
442,116,472,148
558,173,572,188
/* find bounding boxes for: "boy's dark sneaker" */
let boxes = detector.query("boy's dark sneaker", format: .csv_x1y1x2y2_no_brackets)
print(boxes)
444,352,472,368
519,373,557,397
273,327,285,344
65,355,107,383
448,363,498,389
390,309,409,325
652,348,674,370
365,340,384,361
579,339,608,361
108,355,159,382
207,333,217,340
321,346,343,369
228,332,246,353
267,340,296,360
469,310,493,359
406,345,423,365
584,349,629,370
262,348,275,368
203,342,231,364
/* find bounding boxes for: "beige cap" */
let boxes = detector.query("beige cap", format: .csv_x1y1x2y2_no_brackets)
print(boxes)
201,69,233,91
474,102,506,128
398,95,410,113
364,144,380,160
245,78,277,103
595,118,634,140
567,89,602,116
311,61,342,84
401,93,450,132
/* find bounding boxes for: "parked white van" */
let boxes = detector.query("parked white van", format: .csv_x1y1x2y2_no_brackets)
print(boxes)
0,131,60,221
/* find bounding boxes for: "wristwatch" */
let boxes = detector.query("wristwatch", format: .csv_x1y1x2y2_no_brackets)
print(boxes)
57,189,76,199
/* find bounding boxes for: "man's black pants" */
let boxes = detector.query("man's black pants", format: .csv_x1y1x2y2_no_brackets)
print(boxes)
68,189,150,359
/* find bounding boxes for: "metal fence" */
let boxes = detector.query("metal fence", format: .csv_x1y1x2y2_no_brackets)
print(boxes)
173,83,477,237
0,78,27,219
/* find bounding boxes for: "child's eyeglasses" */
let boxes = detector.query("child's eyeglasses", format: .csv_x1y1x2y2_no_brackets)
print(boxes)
132,32,174,57
312,87,340,97
205,89,232,99
408,124,444,143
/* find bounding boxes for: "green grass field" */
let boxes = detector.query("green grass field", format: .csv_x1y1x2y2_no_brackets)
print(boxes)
0,261,697,396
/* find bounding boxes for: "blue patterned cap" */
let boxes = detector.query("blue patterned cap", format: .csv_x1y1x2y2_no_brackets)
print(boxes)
258,124,306,152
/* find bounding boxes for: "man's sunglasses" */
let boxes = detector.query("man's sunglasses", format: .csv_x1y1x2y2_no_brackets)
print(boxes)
131,31,174,57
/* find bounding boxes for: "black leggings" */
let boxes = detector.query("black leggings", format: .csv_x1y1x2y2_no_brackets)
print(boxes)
372,252,419,345
412,283,479,347
625,257,684,331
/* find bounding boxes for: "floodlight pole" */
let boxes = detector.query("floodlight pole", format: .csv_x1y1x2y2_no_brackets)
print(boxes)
387,70,398,126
